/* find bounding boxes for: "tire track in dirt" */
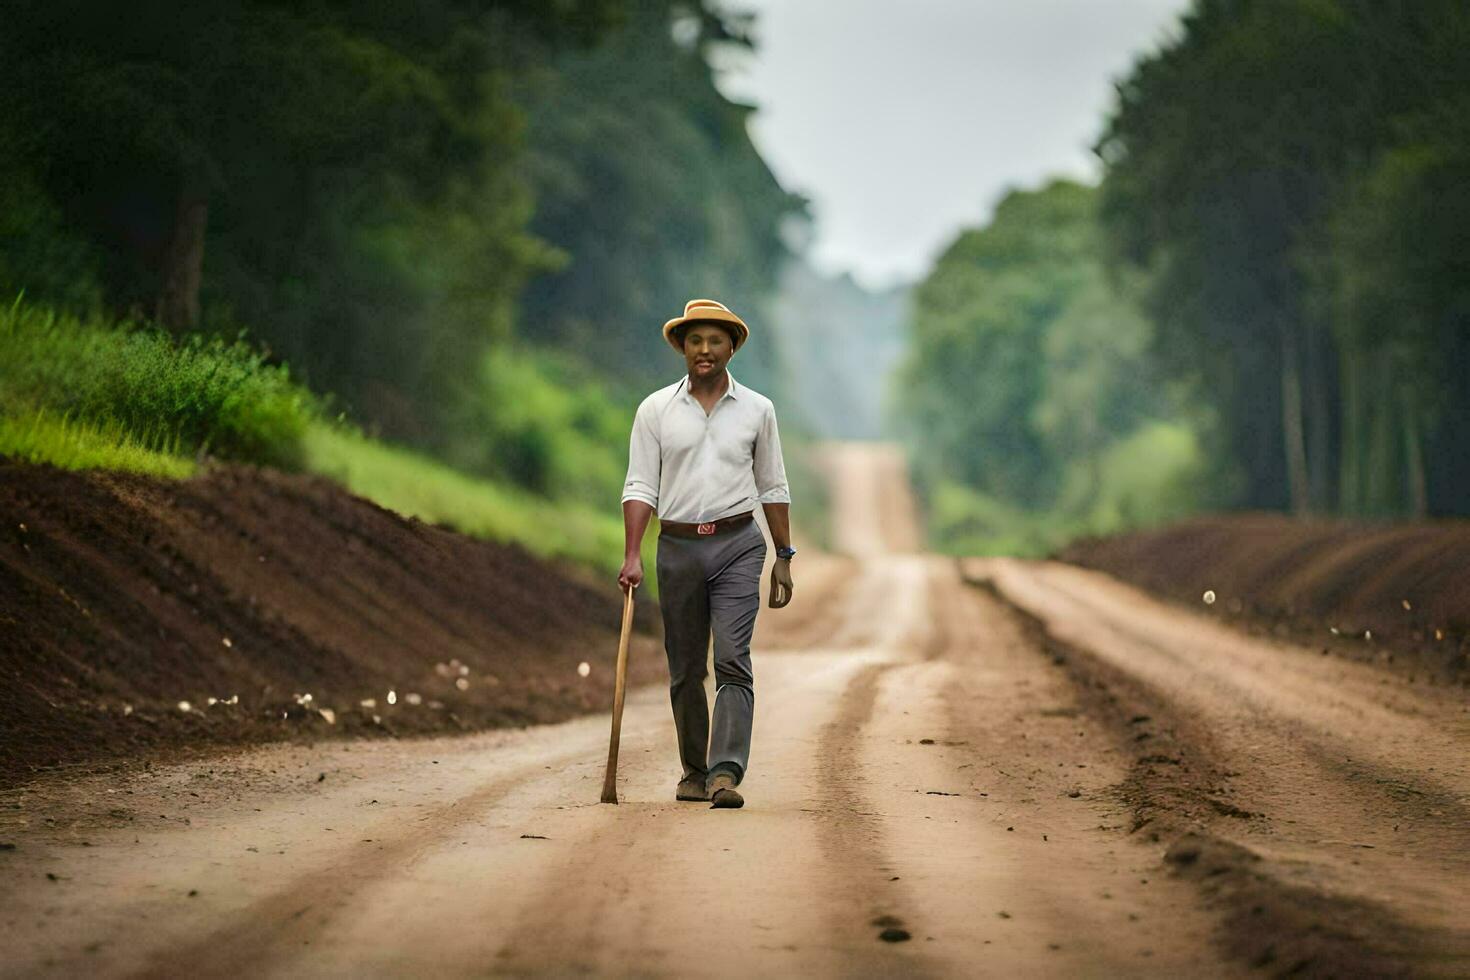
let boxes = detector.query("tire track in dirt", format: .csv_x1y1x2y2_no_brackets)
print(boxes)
480,697,904,976
488,556,936,977
860,564,1234,976
968,558,1470,976
810,658,937,974
135,775,532,978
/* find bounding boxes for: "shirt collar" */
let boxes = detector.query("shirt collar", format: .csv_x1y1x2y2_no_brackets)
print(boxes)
681,371,740,401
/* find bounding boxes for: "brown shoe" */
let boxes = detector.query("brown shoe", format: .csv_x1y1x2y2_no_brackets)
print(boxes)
708,772,744,809
676,777,709,802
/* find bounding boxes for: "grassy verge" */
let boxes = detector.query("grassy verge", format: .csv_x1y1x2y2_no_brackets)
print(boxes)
0,411,196,479
303,423,642,586
0,299,315,467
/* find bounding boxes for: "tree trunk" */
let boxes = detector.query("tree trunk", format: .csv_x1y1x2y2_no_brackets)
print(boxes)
1338,345,1364,515
1403,385,1427,518
156,188,208,331
1281,330,1311,515
1304,322,1335,512
1365,364,1394,515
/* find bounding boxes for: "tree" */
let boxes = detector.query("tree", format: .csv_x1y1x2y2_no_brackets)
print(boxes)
513,0,803,390
1323,130,1470,516
1098,0,1470,516
901,181,1183,495
896,180,1206,554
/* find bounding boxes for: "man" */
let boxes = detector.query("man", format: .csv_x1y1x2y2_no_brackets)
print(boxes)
618,298,796,810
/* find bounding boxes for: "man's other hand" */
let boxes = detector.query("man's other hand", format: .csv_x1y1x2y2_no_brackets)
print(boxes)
618,556,643,593
768,558,793,608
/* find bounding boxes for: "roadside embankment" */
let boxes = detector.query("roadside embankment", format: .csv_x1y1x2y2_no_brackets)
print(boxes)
0,461,662,789
1060,513,1470,683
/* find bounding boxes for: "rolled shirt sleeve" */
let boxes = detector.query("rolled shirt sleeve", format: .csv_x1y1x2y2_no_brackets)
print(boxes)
753,401,791,504
621,399,661,508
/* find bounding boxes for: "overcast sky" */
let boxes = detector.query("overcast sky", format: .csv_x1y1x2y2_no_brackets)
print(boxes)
717,0,1190,289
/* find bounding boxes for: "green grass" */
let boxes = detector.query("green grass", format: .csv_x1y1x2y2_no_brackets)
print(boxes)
924,421,1208,557
0,297,317,467
303,422,644,585
446,344,633,509
0,410,197,479
925,479,1064,558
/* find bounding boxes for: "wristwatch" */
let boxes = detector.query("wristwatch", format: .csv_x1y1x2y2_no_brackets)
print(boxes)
776,546,797,561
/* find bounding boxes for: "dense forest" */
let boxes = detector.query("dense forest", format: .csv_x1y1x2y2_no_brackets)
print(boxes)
899,180,1207,555
0,0,797,504
903,0,1469,554
1098,0,1470,517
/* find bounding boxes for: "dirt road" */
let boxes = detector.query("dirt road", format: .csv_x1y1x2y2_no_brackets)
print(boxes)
3,443,1465,977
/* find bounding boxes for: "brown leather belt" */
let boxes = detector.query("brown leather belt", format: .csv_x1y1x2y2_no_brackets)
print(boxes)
659,511,754,539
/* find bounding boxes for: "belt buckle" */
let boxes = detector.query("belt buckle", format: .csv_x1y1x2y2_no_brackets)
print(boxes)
696,521,716,535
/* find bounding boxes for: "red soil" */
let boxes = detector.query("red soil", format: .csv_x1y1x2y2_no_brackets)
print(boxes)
1061,513,1470,682
0,462,662,788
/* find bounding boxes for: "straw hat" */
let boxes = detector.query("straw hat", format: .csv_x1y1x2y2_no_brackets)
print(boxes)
662,299,750,353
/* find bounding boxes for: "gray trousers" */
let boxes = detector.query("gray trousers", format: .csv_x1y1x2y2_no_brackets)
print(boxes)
655,519,765,785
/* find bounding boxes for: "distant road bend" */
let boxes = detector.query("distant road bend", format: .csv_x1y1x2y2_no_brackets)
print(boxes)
2,442,1466,977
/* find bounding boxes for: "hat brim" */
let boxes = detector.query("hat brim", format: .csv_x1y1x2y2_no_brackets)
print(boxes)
662,310,749,353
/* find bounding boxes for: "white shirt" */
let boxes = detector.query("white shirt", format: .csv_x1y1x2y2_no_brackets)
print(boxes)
622,372,791,523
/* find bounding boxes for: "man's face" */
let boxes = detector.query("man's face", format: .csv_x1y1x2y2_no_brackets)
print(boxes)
683,323,733,379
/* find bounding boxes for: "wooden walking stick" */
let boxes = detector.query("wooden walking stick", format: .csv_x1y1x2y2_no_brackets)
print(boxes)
600,584,636,804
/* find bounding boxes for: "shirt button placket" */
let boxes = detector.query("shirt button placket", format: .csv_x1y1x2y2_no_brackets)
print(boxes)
699,410,712,522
